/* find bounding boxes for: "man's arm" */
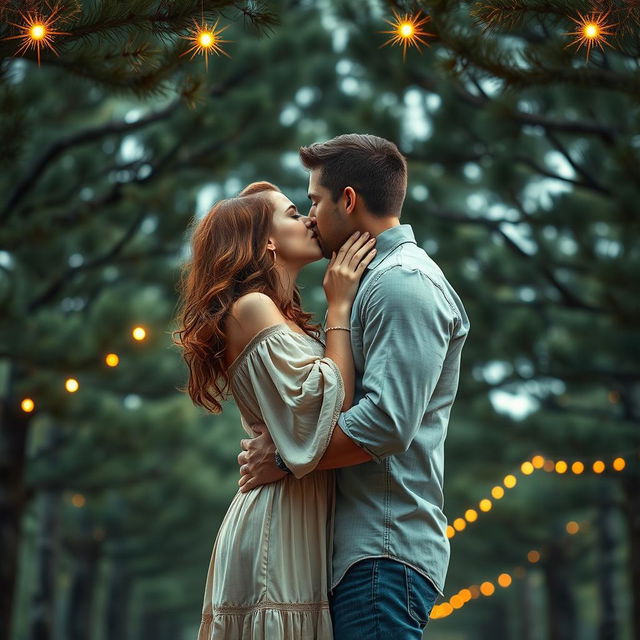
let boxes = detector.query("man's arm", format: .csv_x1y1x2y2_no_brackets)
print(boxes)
325,266,454,463
238,266,454,490
314,422,372,470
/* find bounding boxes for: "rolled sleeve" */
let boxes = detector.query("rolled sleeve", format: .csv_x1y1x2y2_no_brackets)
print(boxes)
339,266,454,461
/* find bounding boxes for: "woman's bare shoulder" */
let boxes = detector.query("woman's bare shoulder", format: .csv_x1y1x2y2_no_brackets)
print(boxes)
225,293,289,362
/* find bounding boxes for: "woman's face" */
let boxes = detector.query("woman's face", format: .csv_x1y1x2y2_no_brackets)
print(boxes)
268,191,323,266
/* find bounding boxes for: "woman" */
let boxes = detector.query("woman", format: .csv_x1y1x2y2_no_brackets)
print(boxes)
172,180,377,639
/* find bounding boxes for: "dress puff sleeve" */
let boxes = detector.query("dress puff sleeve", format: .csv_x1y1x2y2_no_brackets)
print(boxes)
235,327,345,479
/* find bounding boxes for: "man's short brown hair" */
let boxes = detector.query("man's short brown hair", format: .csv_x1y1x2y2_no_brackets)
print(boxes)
299,134,407,217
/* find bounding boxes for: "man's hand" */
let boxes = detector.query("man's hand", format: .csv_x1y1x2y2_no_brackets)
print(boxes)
237,424,288,493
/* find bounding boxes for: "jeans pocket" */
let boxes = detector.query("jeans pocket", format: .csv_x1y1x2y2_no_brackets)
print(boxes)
404,565,438,627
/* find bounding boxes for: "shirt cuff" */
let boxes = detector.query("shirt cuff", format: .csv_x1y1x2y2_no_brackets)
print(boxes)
337,413,383,464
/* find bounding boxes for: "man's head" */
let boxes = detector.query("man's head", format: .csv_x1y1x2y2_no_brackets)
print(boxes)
299,134,407,258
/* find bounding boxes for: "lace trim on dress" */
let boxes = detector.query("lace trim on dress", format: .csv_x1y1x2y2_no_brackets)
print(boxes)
202,600,330,618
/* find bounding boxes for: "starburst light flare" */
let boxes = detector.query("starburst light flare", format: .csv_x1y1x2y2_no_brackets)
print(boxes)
2,1,70,66
180,16,232,70
378,9,434,61
562,10,618,61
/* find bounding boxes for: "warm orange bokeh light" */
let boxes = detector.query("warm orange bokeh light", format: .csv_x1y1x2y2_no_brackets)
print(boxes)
491,486,505,499
498,573,512,587
480,581,495,596
65,378,79,392
521,461,534,475
555,460,568,474
528,550,541,563
504,474,517,488
531,455,545,469
432,602,453,618
593,460,605,474
465,509,478,522
132,326,146,341
71,493,85,507
571,461,584,474
453,517,466,531
613,457,626,471
459,588,472,602
21,398,35,412
566,521,580,535
479,498,492,512
105,353,120,367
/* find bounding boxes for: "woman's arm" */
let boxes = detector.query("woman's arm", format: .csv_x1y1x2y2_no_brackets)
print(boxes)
323,303,355,411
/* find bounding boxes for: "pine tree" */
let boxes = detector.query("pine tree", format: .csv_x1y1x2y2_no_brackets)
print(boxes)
0,1,340,637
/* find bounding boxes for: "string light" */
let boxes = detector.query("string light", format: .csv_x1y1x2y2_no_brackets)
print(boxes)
132,326,147,341
105,353,120,367
180,16,232,70
19,327,149,411
378,9,435,61
446,452,635,540
2,1,70,66
562,10,618,61
434,519,588,620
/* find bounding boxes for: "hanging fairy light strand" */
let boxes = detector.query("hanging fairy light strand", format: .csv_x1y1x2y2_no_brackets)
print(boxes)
19,326,148,413
446,452,635,540
431,518,588,620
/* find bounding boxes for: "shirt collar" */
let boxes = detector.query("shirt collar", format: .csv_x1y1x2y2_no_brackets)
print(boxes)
366,223,416,270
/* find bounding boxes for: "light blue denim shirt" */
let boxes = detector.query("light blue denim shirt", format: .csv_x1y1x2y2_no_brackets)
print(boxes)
325,223,470,597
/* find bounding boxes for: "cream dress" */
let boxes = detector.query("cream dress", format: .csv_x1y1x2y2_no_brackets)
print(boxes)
197,323,345,640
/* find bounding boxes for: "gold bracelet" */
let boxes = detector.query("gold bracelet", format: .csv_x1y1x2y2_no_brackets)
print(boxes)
325,326,351,332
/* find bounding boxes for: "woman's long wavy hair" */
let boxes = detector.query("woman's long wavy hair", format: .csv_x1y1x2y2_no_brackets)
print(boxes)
172,181,323,414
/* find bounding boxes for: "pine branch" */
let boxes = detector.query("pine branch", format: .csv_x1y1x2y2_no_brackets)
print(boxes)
409,70,624,145
1,65,253,224
426,204,607,313
512,152,612,196
0,98,181,223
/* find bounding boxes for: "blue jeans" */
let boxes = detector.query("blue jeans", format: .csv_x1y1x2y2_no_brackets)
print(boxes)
329,558,439,639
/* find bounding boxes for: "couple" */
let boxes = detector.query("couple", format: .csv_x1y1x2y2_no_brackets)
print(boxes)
175,133,470,639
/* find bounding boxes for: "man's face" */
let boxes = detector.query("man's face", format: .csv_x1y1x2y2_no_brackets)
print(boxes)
306,168,355,259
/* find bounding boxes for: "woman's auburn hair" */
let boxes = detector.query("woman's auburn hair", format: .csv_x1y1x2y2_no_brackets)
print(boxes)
172,181,323,414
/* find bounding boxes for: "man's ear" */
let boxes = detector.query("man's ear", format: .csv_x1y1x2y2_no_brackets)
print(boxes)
343,186,357,213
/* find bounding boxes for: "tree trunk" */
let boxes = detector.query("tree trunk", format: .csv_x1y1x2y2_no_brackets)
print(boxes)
105,563,132,640
620,468,640,640
65,517,102,640
27,421,65,640
27,488,62,640
542,532,577,640
0,362,31,640
516,572,535,640
596,481,619,640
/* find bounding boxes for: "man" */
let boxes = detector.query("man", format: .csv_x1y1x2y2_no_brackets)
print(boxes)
237,133,470,638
